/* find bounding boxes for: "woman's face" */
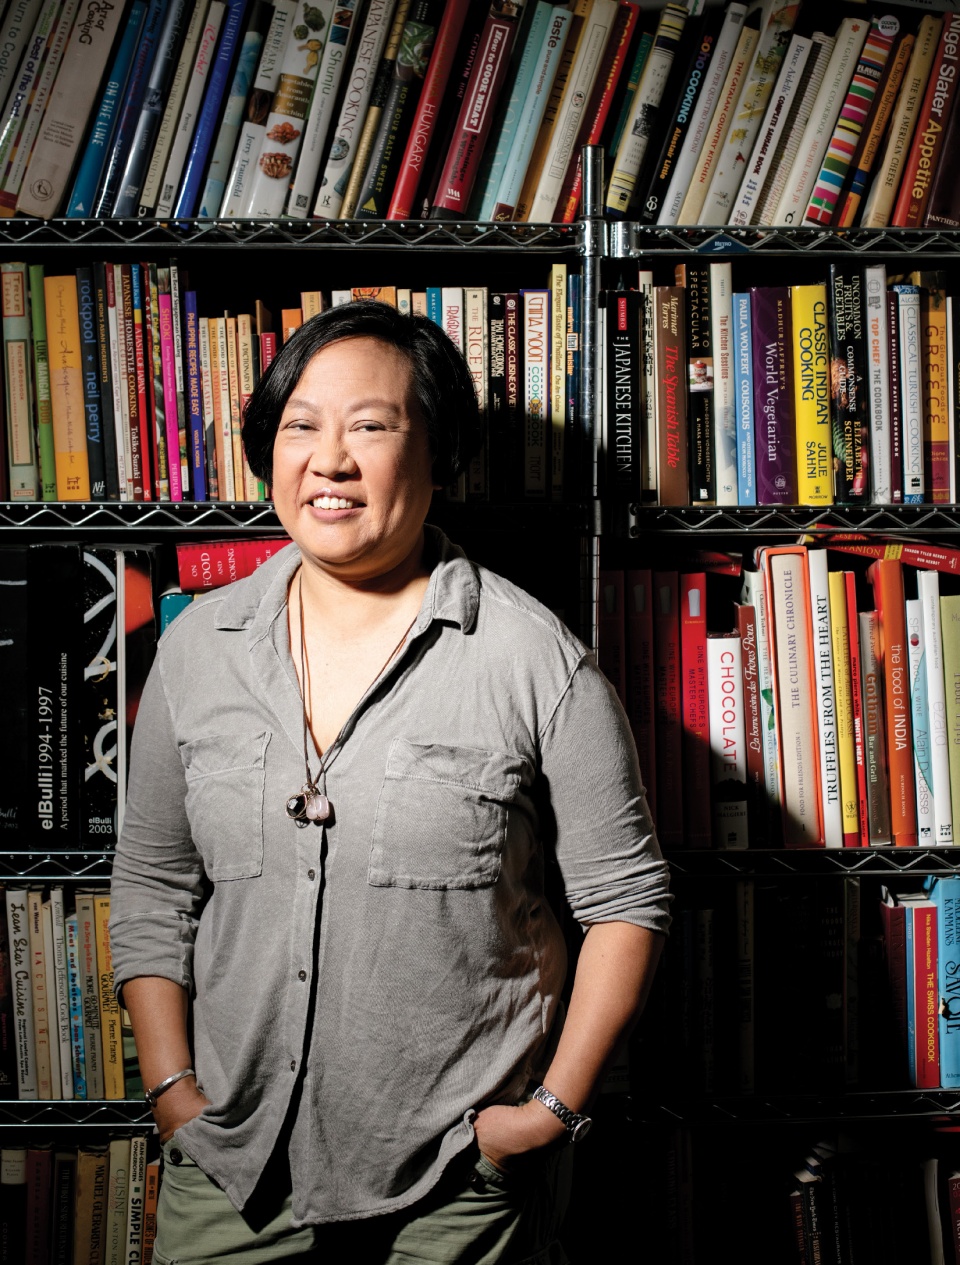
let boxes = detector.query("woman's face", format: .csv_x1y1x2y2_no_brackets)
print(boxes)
271,336,436,585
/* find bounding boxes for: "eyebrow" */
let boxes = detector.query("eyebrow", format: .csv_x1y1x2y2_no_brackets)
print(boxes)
283,395,405,415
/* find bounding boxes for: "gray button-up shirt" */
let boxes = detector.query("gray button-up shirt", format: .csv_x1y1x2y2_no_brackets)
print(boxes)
110,528,671,1225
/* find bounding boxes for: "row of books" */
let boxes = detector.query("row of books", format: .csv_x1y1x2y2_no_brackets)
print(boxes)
599,537,960,850
608,0,960,231
1,1136,157,1265
0,887,141,1103
0,260,582,505
0,545,158,850
604,261,960,509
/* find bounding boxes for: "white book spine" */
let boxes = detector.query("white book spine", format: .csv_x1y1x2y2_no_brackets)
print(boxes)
773,17,868,225
865,264,891,504
896,285,924,503
710,262,736,504
700,0,799,224
5,890,37,1098
659,2,748,226
125,1134,148,1265
907,596,935,844
0,0,60,177
287,0,363,218
222,0,298,217
48,888,73,1098
314,0,396,219
754,32,834,226
39,900,61,1099
243,0,333,218
530,0,616,222
707,634,749,849
808,549,843,847
155,3,226,219
139,0,211,217
523,288,549,498
108,266,131,501
741,569,781,813
727,35,811,228
0,1,45,123
919,569,954,844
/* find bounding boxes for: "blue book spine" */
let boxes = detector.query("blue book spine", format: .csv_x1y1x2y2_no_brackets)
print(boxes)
734,291,755,506
935,876,960,1087
65,0,147,218
160,592,193,631
76,267,106,501
65,915,87,1099
114,0,192,217
476,0,555,221
175,0,252,219
93,0,166,217
198,1,267,219
427,288,442,327
184,293,207,501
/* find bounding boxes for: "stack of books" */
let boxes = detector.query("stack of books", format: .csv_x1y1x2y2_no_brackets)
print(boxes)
605,262,960,508
0,886,140,1102
599,539,960,852
1,263,579,505
1,1137,157,1265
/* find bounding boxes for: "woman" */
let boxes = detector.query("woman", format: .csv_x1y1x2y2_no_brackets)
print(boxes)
110,301,671,1264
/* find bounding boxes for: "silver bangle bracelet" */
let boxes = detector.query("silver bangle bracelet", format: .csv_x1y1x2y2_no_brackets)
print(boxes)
145,1067,196,1109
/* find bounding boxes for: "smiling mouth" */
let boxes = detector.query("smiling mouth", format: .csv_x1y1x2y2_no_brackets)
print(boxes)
311,496,360,509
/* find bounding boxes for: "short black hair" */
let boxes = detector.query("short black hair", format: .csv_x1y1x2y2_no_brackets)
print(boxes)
243,300,481,486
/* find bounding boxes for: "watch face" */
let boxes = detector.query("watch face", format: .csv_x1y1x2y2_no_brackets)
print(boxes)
570,1117,592,1144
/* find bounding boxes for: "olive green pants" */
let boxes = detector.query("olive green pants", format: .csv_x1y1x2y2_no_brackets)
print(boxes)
153,1142,572,1265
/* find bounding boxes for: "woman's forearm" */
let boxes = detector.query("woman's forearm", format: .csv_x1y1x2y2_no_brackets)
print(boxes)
123,975,209,1140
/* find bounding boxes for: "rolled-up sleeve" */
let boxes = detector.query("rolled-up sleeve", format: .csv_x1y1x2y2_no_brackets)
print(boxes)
539,654,672,934
110,655,205,999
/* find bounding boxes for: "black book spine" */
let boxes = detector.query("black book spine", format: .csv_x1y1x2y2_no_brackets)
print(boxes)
677,263,715,504
605,289,643,501
82,548,119,846
0,546,29,839
829,266,869,502
487,291,507,502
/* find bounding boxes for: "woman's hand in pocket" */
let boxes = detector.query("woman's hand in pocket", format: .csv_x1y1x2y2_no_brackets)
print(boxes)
153,1077,211,1143
473,1100,567,1173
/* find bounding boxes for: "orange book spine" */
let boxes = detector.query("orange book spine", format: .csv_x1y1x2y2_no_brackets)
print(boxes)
867,557,917,845
43,275,90,500
844,570,870,846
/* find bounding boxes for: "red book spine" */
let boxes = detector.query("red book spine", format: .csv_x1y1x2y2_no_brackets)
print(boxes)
891,14,960,227
260,331,278,373
388,0,475,220
430,9,522,217
868,558,916,845
140,264,161,500
558,1,640,224
653,570,683,847
626,568,657,821
176,538,291,591
845,571,870,846
736,602,765,841
912,903,940,1088
680,572,710,846
133,272,151,504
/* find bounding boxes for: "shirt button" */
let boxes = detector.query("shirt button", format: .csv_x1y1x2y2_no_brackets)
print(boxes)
290,1060,296,1072
307,869,316,881
168,1148,183,1166
298,969,307,981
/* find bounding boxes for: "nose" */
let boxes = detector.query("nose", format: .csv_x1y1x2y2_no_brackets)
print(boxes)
308,426,358,479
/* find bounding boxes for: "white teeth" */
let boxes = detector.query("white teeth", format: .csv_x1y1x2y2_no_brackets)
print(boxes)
313,496,355,509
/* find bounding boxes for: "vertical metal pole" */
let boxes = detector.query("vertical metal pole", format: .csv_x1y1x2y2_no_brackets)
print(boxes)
579,145,605,651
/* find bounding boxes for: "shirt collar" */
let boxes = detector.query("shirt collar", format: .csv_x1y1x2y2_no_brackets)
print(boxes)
213,525,479,639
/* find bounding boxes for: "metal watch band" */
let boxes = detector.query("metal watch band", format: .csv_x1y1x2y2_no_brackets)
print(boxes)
531,1085,592,1142
145,1067,196,1109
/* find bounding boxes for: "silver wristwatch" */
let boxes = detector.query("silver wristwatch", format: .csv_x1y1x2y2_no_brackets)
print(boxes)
532,1085,592,1143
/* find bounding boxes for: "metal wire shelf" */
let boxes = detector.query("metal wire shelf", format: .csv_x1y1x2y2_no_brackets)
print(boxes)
629,504,960,537
632,1089,960,1127
665,847,960,878
0,217,582,253
0,853,115,881
611,224,960,259
0,1100,151,1128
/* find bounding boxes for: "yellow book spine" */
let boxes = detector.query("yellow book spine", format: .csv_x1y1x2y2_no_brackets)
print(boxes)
225,315,243,502
43,275,90,500
93,895,124,1101
791,283,832,506
829,570,859,839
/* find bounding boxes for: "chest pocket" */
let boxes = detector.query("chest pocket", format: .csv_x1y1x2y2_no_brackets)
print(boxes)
180,732,270,880
368,740,524,890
